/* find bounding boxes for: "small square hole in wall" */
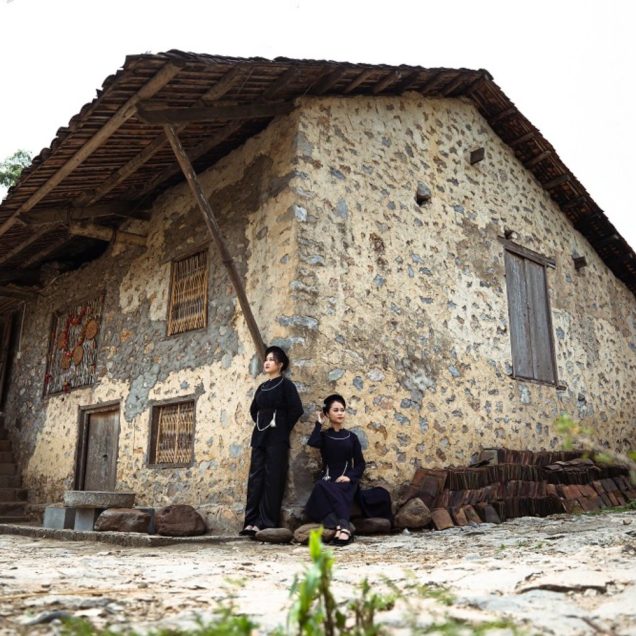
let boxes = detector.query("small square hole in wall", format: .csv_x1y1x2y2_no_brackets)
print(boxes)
149,400,195,466
469,147,485,165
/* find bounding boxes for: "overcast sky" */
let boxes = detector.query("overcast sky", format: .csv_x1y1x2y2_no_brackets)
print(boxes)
1,0,634,249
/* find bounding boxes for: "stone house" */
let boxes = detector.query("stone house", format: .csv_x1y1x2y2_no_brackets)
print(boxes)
0,52,634,529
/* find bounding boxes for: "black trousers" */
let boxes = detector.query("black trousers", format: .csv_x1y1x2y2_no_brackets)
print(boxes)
244,444,289,529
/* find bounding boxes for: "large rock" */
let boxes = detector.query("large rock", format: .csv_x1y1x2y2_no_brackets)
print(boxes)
155,504,207,536
394,497,432,529
94,508,151,533
254,527,293,544
293,524,336,544
354,517,392,535
431,508,454,531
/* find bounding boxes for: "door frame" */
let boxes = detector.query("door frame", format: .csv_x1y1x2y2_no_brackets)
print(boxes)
74,400,121,490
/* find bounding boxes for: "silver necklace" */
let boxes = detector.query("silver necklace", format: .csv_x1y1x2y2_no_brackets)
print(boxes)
259,376,284,392
326,430,351,440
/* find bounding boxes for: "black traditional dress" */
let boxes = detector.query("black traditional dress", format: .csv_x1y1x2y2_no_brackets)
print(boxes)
304,422,365,532
243,375,303,529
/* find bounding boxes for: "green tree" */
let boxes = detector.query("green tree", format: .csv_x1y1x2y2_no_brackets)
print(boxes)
0,149,32,188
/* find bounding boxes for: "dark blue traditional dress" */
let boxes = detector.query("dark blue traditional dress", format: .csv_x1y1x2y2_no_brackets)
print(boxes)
244,375,303,529
304,422,365,532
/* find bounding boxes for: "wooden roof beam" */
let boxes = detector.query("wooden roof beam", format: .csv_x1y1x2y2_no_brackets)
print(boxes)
23,202,147,226
372,70,402,94
543,174,571,190
0,226,52,266
343,69,375,93
78,67,246,208
262,67,300,99
312,68,349,96
22,234,69,268
416,70,446,95
526,150,553,169
440,73,467,97
68,223,147,246
0,286,39,300
135,122,243,199
489,106,517,126
136,101,294,124
508,131,536,148
0,61,181,239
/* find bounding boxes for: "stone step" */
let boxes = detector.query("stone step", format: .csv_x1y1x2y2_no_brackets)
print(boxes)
0,464,16,476
0,501,27,516
0,487,27,501
0,440,11,452
0,475,20,488
0,452,14,463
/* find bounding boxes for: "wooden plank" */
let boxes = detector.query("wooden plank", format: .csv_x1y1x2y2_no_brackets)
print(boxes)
499,238,556,268
162,125,266,361
525,260,556,384
508,131,536,148
78,67,246,207
312,68,349,95
135,123,243,199
0,227,51,265
343,69,375,93
68,223,147,246
23,202,144,225
525,150,552,169
504,251,533,379
372,70,402,94
262,67,300,99
0,62,181,239
136,101,293,125
0,286,38,300
543,174,571,190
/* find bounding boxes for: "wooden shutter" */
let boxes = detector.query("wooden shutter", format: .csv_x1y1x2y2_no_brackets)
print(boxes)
504,249,556,384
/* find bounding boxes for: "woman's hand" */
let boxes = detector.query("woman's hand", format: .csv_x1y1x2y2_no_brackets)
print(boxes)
317,411,325,426
335,476,350,483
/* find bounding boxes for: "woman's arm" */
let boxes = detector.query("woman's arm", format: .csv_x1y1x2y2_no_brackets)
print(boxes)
283,378,304,430
249,387,260,423
345,434,366,481
307,421,323,448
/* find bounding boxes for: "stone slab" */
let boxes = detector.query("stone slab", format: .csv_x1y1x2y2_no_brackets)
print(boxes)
43,505,76,530
74,508,102,531
64,491,135,509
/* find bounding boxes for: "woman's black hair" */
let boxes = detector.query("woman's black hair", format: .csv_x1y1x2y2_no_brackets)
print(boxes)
322,393,346,414
264,345,290,371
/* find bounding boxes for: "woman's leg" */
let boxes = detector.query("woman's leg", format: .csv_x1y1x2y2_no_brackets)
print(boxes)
259,444,289,528
244,447,266,527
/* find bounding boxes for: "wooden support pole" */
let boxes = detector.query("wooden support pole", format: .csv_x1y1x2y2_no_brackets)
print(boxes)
162,124,266,361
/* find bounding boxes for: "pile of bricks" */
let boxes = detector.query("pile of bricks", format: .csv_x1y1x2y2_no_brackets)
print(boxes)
402,449,636,531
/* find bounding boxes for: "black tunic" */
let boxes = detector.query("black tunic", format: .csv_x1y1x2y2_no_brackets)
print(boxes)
249,376,303,448
304,422,365,529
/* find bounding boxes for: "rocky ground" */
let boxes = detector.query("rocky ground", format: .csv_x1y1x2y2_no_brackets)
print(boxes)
0,510,635,635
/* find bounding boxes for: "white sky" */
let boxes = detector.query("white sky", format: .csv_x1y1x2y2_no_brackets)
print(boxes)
1,0,634,248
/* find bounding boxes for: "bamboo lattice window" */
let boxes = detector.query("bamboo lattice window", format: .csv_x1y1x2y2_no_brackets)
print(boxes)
167,251,209,335
150,401,195,465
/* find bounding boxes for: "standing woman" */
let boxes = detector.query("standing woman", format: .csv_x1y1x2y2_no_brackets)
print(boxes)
240,345,303,535
305,394,365,546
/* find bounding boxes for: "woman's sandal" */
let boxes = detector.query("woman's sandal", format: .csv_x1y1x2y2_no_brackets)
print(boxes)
332,528,354,546
238,525,259,537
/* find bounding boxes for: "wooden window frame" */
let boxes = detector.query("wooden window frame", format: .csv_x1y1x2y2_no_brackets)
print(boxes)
166,248,209,337
147,396,197,468
501,238,558,387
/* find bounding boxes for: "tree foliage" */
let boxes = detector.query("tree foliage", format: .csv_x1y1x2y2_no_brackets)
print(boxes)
0,149,32,188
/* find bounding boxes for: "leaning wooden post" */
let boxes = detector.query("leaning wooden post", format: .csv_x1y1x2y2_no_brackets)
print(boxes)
163,124,266,362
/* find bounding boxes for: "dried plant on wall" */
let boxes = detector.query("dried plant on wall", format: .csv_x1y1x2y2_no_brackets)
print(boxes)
44,294,104,395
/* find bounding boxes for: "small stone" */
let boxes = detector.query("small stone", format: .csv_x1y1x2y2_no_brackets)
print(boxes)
254,527,293,544
293,524,336,544
394,497,432,529
353,517,392,535
415,182,432,205
155,504,207,536
94,508,151,533
328,368,345,382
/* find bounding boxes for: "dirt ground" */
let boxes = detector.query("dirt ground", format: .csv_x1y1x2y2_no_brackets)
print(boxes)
0,510,635,635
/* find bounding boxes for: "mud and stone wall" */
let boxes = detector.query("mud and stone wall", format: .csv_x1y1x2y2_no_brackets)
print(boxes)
5,93,636,530
283,94,636,492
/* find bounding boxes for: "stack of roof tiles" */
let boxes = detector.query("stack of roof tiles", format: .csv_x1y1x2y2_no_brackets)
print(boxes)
402,449,635,530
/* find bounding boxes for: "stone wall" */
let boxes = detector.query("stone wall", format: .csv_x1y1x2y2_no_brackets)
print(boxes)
284,94,636,490
5,93,636,530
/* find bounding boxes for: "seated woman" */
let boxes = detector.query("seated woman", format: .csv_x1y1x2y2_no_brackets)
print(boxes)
305,393,365,546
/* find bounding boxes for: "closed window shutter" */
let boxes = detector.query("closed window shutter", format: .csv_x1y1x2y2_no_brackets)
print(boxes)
505,251,534,378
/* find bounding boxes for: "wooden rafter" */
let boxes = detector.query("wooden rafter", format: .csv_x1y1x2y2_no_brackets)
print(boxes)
0,286,39,300
343,69,374,93
489,106,517,126
440,73,467,97
0,62,181,239
526,150,553,169
68,223,147,246
135,122,243,199
163,124,265,360
22,235,69,268
262,67,300,99
0,226,52,265
543,174,571,190
136,101,293,125
508,131,536,148
77,66,246,208
312,68,349,96
23,202,145,226
372,70,402,94
416,70,446,95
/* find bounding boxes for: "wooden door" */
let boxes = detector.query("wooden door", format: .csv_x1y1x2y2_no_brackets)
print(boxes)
79,409,120,491
0,313,16,409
